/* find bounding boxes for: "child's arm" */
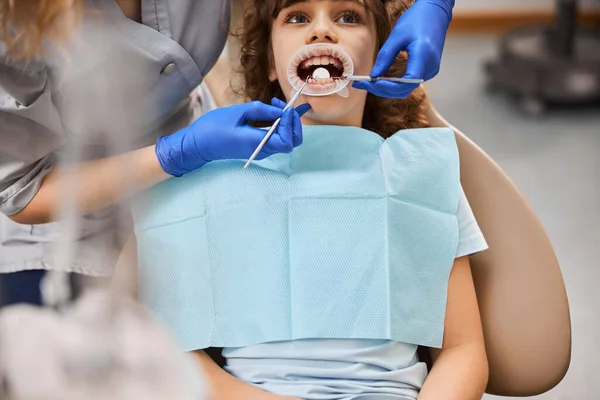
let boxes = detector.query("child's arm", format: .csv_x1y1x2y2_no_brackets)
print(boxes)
191,351,301,400
417,256,489,400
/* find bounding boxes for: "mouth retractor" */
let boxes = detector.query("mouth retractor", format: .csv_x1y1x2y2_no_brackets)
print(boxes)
287,43,354,98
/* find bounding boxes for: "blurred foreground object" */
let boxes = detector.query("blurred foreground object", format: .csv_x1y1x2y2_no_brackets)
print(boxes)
485,0,600,116
0,0,84,59
0,289,206,400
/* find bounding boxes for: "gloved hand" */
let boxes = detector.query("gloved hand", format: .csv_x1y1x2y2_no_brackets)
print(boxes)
156,100,310,176
270,97,311,138
353,0,454,98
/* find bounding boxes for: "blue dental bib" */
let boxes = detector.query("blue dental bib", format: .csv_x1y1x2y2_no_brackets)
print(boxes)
132,125,460,351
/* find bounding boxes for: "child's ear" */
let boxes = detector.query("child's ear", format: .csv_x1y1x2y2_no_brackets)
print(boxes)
269,67,278,82
267,46,278,82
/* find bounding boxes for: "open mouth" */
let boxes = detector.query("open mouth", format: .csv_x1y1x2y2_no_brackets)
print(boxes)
297,56,345,83
287,43,354,97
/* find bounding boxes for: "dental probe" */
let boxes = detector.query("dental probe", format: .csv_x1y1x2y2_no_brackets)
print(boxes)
342,75,424,84
243,78,310,169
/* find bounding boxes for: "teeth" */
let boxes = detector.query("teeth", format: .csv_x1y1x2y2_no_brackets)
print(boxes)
312,78,334,84
287,44,355,96
299,55,343,70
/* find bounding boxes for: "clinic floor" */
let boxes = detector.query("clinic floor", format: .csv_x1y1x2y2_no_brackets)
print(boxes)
427,34,600,400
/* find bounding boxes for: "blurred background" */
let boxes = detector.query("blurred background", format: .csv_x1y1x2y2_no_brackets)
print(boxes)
425,2,600,399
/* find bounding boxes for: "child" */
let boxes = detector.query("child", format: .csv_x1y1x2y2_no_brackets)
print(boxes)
219,0,489,399
135,0,489,399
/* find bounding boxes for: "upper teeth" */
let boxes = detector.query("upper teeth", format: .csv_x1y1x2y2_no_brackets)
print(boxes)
300,56,342,69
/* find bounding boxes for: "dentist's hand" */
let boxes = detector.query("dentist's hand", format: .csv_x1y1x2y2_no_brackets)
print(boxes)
353,0,454,98
270,97,311,148
156,100,310,177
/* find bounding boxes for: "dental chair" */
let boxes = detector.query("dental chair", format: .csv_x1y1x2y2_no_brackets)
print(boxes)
423,106,571,396
112,103,572,398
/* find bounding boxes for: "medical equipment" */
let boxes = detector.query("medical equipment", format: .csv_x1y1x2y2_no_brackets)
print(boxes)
312,70,424,84
158,100,295,177
243,79,309,169
287,43,354,98
312,67,330,79
132,125,460,351
0,290,206,400
0,33,211,399
356,0,452,99
485,0,600,115
343,75,424,84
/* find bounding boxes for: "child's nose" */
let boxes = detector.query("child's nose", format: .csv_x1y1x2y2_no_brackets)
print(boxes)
306,19,338,44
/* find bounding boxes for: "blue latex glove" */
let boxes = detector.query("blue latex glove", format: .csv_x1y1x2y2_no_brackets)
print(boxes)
156,100,310,176
270,97,311,145
353,0,454,98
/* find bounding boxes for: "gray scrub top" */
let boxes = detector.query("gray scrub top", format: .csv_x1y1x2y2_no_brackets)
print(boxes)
0,0,230,276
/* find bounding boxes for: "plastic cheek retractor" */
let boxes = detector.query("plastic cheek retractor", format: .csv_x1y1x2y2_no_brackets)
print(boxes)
287,43,354,99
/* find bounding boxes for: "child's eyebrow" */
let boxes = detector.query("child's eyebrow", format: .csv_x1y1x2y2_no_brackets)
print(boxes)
278,0,366,10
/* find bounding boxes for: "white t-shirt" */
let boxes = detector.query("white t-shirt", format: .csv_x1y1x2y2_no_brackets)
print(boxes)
223,186,488,400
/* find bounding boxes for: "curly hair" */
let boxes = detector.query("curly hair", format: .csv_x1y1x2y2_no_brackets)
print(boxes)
239,0,430,138
0,0,84,59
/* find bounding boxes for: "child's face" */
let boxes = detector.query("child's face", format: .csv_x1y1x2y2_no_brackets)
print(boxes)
270,0,377,126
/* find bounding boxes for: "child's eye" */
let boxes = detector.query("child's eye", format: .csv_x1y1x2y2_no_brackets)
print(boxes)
285,12,309,24
336,11,360,24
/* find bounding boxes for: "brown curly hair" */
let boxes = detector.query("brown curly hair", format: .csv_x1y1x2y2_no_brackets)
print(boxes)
0,0,84,59
239,0,430,138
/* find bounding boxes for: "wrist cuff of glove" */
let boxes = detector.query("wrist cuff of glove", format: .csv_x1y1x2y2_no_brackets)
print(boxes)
155,134,208,177
417,0,454,22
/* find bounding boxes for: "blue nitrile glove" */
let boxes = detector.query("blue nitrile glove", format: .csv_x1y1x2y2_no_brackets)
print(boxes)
156,100,310,177
353,0,454,99
271,97,311,147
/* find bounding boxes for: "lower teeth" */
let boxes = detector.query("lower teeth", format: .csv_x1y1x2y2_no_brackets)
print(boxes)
310,78,333,84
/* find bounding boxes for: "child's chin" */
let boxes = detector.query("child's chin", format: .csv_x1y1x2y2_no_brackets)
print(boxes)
304,98,346,122
304,110,342,124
